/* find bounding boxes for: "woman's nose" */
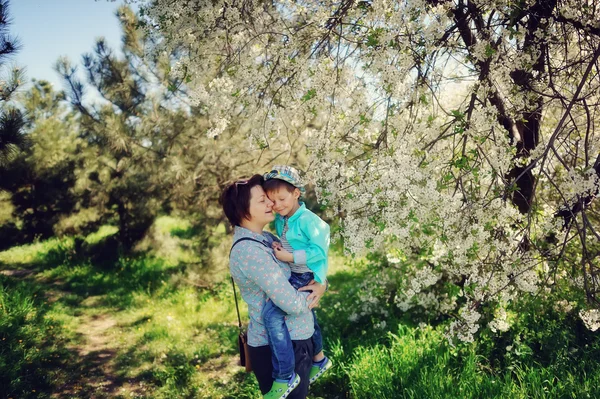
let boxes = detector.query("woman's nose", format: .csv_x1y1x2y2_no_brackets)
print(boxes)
266,198,274,207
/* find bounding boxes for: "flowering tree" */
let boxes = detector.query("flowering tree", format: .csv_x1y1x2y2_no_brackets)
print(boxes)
140,0,600,339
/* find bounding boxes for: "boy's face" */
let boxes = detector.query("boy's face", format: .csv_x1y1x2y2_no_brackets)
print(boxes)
266,187,300,217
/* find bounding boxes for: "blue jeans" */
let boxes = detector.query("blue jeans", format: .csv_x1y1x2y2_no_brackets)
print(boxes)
262,271,324,380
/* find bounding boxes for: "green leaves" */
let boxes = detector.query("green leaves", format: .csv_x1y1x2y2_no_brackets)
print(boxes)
365,27,385,48
451,110,465,121
301,88,316,102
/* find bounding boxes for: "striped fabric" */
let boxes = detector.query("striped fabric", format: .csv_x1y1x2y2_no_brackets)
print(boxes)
281,219,312,274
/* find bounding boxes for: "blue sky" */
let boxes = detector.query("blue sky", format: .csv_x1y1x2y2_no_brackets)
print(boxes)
11,0,134,90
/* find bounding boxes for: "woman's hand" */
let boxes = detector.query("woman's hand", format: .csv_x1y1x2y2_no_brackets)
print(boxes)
298,280,326,309
274,247,294,263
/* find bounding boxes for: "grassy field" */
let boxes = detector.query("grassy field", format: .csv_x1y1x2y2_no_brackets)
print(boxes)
1,217,600,398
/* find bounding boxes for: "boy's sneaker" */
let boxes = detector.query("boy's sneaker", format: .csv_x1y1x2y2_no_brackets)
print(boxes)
264,373,301,399
309,357,333,384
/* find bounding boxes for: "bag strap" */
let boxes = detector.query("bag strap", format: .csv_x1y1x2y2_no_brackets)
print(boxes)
229,237,269,256
229,237,269,332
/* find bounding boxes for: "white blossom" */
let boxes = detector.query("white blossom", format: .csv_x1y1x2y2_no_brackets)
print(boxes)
143,0,600,341
580,309,600,332
488,307,510,333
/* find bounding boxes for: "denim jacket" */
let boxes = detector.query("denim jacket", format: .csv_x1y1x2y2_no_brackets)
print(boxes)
275,203,330,284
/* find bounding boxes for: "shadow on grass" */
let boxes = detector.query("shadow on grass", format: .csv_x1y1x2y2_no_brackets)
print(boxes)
0,234,190,398
23,233,188,310
1,273,133,398
0,274,73,399
170,224,205,240
113,344,199,395
46,256,184,310
51,347,126,399
111,319,240,384
0,233,120,273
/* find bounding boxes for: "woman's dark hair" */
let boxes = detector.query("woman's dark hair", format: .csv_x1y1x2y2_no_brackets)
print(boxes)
263,178,297,194
220,174,264,226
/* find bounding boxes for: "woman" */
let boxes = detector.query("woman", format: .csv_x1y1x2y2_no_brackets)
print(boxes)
221,174,326,399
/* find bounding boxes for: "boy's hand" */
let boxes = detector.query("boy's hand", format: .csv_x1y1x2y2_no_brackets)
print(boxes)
274,247,294,263
298,280,326,309
272,241,283,251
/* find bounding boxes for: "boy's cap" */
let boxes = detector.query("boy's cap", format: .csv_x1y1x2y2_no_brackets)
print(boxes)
263,165,306,194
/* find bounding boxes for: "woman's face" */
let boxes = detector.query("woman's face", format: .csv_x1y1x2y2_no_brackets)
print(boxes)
246,185,275,226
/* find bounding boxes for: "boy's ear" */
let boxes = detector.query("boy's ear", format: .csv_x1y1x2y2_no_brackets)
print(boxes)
294,188,301,199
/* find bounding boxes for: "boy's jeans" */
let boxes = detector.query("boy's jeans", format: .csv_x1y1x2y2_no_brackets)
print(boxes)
262,271,324,380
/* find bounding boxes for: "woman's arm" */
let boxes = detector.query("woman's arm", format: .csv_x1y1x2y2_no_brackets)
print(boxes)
298,280,327,309
233,244,310,316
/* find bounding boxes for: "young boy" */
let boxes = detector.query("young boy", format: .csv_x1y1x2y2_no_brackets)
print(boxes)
261,165,332,399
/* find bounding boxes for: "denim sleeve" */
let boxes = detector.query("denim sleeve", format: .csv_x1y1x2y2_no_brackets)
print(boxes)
235,244,310,316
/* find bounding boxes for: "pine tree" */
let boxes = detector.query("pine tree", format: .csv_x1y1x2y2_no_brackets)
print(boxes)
0,0,26,172
1,80,80,243
55,6,187,250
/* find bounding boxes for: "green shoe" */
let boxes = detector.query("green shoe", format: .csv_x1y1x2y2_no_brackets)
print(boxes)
264,373,301,399
309,357,332,384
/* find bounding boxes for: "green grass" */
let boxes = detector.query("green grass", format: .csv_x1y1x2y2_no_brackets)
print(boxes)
84,225,119,244
308,261,600,399
1,217,600,398
0,216,259,398
0,274,73,399
325,326,600,398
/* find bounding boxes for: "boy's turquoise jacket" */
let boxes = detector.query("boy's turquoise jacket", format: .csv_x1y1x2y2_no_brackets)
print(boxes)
275,203,329,284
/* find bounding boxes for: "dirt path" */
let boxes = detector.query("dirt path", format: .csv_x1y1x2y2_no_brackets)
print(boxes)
52,312,120,398
51,302,129,398
0,268,35,277
1,267,141,398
